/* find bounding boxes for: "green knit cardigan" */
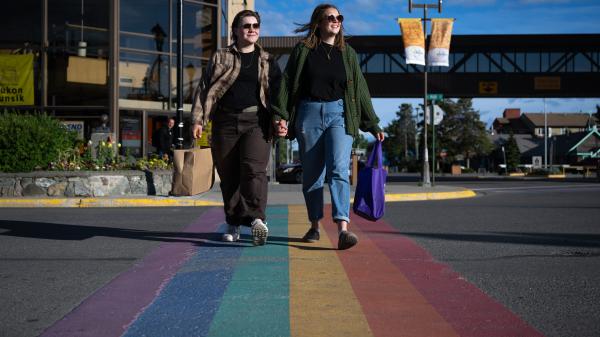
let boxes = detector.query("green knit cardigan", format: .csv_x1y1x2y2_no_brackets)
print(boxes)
272,42,382,140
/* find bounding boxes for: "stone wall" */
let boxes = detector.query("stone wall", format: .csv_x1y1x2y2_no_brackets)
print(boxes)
0,170,173,197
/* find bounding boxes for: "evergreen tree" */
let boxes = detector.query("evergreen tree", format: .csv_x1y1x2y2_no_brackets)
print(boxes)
437,98,493,168
383,104,416,169
352,132,369,151
504,132,521,172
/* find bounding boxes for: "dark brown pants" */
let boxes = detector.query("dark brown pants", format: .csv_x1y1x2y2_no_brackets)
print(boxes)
211,108,271,226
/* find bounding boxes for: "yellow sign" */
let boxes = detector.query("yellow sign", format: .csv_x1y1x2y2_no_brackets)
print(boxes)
534,76,561,90
479,81,498,94
67,56,107,85
0,54,34,105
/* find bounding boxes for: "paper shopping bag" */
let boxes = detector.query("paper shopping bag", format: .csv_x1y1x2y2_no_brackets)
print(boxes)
171,147,214,196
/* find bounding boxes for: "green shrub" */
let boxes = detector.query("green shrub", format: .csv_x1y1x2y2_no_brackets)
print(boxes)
0,111,77,172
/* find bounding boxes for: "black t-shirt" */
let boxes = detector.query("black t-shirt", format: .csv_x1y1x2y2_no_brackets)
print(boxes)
302,42,347,101
220,50,260,110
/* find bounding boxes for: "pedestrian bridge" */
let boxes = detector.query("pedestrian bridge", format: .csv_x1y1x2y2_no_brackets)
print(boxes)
261,34,600,98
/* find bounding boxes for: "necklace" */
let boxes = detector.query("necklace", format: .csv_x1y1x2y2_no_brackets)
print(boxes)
241,49,255,69
320,43,334,61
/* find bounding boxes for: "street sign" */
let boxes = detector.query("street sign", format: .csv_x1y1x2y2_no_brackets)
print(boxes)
427,93,444,101
479,81,498,94
532,156,542,169
425,105,444,125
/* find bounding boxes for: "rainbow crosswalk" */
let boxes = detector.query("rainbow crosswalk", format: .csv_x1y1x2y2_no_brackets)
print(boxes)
42,205,544,337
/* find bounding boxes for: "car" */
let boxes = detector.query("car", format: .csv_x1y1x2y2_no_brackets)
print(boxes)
276,163,302,183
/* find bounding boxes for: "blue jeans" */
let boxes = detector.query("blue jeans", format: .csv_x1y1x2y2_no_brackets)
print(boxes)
295,99,353,223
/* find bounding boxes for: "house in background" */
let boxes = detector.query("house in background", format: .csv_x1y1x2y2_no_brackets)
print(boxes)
490,108,599,170
493,108,595,137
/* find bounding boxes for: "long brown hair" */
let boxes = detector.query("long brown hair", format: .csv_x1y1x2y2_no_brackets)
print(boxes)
294,4,345,50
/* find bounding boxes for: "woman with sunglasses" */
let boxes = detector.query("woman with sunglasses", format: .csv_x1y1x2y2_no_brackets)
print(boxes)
273,4,385,250
191,10,284,245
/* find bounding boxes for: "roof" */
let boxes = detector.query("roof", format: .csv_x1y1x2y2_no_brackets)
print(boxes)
493,118,509,125
522,113,594,128
489,134,541,154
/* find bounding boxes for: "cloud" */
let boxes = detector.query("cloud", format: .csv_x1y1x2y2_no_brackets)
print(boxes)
448,0,496,6
258,9,297,36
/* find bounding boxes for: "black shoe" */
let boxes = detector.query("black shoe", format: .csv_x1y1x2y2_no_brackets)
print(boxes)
338,230,358,250
302,228,320,243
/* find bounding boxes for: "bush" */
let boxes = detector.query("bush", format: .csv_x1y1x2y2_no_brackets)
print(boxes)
0,111,77,172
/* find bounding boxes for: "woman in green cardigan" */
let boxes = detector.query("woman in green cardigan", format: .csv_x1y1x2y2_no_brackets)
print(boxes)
273,3,385,250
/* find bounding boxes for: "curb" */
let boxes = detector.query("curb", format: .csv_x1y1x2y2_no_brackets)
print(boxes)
0,198,223,208
0,189,476,208
385,190,477,202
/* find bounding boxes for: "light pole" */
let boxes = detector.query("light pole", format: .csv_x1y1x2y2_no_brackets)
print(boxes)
544,97,548,171
409,0,442,187
175,0,184,149
502,146,507,176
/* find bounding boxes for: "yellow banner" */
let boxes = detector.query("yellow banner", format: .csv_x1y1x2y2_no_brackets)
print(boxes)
0,54,34,105
428,19,454,67
398,18,425,65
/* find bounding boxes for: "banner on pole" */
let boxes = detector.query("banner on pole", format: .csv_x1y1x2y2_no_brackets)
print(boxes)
0,54,35,106
428,19,454,67
398,18,425,66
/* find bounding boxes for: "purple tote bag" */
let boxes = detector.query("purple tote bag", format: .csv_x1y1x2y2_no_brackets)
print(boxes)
353,140,386,221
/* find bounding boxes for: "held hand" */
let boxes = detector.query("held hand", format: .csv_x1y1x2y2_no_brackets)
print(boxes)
273,120,288,137
375,131,385,142
192,123,203,139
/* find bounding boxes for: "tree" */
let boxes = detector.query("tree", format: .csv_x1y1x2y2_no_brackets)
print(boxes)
383,104,417,169
504,132,520,172
437,98,493,169
353,132,369,151
594,104,600,126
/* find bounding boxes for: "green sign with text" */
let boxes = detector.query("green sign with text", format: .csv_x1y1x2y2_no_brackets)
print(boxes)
427,93,443,101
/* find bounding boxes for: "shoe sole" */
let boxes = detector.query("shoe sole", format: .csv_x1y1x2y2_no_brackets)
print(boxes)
338,231,358,250
222,234,240,242
303,238,319,243
251,224,268,246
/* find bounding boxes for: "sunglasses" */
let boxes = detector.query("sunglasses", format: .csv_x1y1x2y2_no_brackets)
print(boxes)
241,23,260,30
325,14,344,23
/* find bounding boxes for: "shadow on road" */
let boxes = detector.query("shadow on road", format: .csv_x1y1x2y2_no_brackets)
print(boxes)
0,220,334,251
369,229,600,248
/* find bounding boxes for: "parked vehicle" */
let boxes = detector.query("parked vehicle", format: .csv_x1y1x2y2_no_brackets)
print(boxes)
276,163,302,183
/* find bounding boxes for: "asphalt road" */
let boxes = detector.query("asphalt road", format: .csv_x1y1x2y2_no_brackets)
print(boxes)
1,179,599,337
385,179,600,337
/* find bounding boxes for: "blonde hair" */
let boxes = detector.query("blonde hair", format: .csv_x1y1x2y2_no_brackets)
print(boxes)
294,4,345,50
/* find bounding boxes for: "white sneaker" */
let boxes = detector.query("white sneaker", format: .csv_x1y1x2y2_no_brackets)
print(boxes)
222,224,240,242
250,218,268,246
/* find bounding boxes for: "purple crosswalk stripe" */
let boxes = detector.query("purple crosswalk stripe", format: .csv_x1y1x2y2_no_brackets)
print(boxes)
40,207,223,337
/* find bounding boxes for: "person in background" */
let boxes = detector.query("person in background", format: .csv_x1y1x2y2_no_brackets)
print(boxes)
155,117,175,161
272,3,385,250
191,10,284,245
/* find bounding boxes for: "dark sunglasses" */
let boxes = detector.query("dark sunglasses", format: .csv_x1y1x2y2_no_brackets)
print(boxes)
325,14,344,23
241,23,260,30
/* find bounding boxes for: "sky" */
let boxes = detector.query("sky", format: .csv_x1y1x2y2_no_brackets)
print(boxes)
255,0,600,129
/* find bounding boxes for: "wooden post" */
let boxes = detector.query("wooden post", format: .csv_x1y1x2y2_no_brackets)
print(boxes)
351,153,358,186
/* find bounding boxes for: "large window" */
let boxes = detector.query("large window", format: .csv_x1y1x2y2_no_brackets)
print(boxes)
47,0,109,107
173,1,217,59
120,0,217,109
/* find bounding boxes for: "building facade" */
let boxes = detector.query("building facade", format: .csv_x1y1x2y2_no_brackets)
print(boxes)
1,0,230,157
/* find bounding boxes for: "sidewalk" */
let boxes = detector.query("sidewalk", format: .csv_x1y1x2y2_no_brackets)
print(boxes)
0,183,476,208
